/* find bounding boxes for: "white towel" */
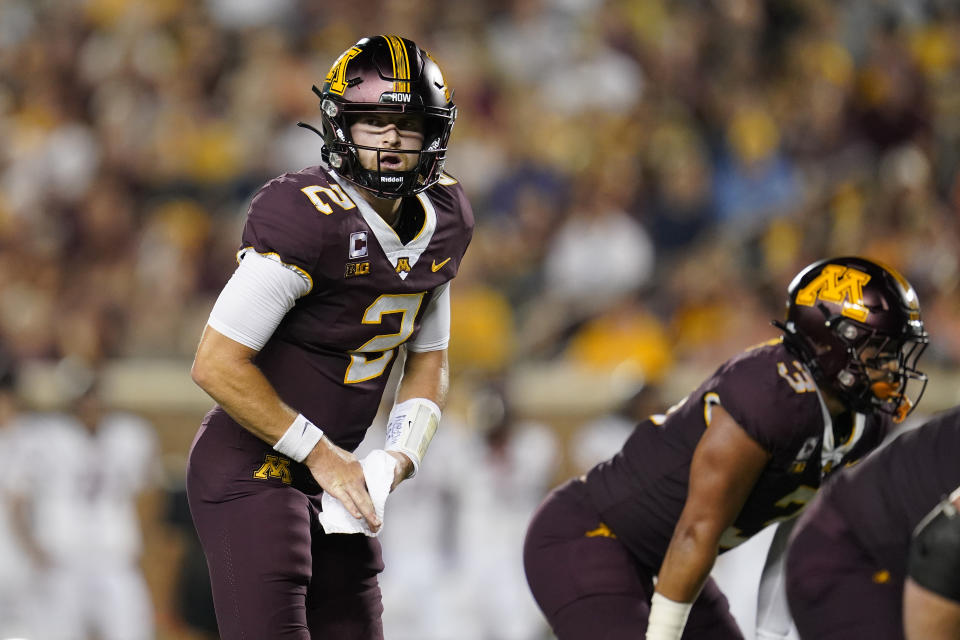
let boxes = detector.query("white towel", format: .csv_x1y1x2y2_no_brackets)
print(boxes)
317,449,397,536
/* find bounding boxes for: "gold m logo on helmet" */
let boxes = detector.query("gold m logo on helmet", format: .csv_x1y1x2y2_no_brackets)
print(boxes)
795,264,871,322
253,454,292,484
326,46,362,96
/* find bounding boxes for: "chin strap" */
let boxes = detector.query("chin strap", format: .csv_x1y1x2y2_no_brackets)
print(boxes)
297,121,323,138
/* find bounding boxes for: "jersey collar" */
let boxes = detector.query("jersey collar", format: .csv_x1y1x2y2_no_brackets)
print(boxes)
331,171,437,281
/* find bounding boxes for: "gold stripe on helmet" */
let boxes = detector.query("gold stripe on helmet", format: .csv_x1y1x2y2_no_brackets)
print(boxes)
383,35,410,93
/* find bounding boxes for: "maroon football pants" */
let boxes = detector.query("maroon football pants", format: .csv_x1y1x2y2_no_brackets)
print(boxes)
187,419,384,640
523,479,743,640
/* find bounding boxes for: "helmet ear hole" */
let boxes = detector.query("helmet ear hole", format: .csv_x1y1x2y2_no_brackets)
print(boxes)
837,370,857,387
322,99,339,118
835,320,862,343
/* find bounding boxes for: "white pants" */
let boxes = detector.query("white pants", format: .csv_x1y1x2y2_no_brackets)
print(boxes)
0,585,34,638
30,564,154,640
711,521,800,640
755,520,800,640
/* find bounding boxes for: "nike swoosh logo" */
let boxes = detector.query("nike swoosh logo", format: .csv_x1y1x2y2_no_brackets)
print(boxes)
431,257,451,272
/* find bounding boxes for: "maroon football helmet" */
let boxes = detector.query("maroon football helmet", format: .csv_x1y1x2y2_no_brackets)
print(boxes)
299,35,456,198
774,256,928,421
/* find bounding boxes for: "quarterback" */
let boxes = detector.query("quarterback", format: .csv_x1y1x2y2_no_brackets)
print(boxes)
523,257,928,640
187,35,472,639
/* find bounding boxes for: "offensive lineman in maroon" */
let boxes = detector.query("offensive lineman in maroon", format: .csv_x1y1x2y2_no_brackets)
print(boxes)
786,406,960,639
523,257,928,640
187,36,472,639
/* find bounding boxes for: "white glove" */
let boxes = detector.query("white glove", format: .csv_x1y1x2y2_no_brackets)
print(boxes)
317,449,397,537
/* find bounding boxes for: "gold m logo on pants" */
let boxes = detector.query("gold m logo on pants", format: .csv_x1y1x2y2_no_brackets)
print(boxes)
254,454,292,484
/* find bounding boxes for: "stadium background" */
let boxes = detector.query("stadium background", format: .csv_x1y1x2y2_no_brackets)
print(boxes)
1,0,960,638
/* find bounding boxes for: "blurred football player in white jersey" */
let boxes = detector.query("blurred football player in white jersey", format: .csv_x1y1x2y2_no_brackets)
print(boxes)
452,385,559,640
374,382,558,640
0,347,36,637
8,365,161,640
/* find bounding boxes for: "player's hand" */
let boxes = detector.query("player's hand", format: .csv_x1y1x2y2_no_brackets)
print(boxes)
385,450,414,491
304,436,381,532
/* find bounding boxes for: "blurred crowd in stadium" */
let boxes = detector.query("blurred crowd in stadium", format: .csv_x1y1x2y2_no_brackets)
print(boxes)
1,0,960,639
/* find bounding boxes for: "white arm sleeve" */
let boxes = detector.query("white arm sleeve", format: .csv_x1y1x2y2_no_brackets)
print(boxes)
408,281,451,352
207,250,311,351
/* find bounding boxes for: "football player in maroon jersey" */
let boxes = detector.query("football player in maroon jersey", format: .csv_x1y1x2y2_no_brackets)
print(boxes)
523,256,928,640
785,406,960,640
187,35,472,639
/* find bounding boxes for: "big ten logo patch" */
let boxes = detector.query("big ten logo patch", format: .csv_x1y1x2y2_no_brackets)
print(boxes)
254,454,292,484
345,261,371,278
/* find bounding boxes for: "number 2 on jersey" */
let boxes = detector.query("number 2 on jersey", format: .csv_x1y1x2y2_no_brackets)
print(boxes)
301,184,356,215
345,293,425,384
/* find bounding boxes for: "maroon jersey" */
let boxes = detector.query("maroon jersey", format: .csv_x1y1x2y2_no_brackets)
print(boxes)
206,165,473,452
818,406,960,578
584,339,892,572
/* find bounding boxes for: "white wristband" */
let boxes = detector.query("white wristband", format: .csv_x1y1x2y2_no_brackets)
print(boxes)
646,592,693,640
384,398,441,478
273,413,323,463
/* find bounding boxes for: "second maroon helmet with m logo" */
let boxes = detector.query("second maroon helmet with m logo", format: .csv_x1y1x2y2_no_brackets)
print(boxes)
775,256,928,422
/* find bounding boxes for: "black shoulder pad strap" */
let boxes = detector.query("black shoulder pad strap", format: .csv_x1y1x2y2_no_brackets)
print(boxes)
909,499,960,602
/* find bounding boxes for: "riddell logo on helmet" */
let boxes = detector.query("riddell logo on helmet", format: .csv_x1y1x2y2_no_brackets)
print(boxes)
795,264,871,322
